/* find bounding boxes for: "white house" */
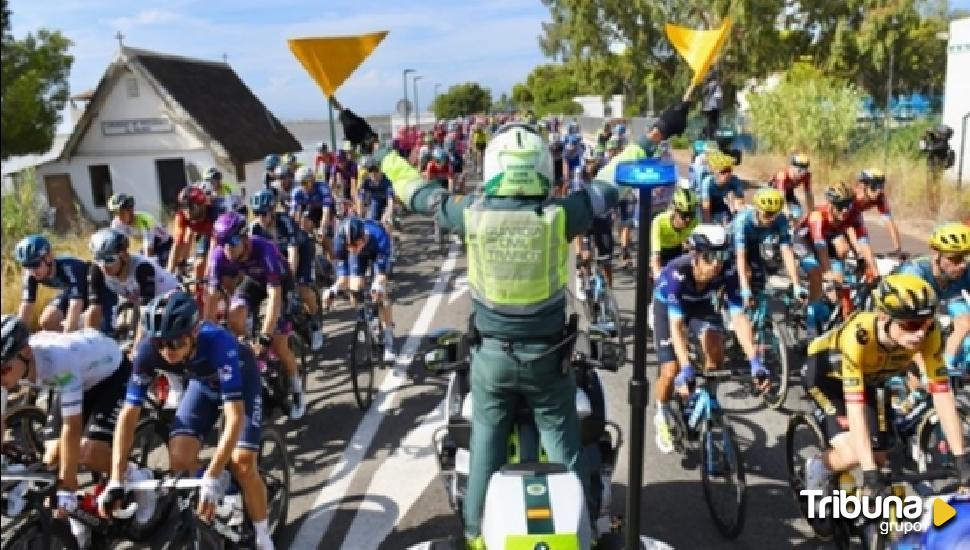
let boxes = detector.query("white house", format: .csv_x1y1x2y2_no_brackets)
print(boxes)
943,17,970,183
21,45,300,228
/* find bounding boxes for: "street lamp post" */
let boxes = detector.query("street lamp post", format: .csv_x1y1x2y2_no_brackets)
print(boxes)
402,68,415,130
434,83,442,118
414,75,424,130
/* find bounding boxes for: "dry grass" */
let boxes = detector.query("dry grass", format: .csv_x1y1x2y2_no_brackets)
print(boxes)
1,235,92,326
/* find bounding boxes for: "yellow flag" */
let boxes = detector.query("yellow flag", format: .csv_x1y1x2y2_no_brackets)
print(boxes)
288,31,388,97
665,19,732,89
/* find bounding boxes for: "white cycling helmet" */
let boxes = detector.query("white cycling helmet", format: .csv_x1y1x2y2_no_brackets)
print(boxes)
295,166,314,184
482,123,554,197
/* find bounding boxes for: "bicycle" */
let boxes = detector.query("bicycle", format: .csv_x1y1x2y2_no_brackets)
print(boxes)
664,367,747,539
576,238,622,341
1,462,77,549
348,287,381,411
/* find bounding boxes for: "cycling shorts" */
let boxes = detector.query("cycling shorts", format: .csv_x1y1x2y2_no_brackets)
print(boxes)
154,239,173,270
44,359,131,444
170,352,262,452
231,277,293,335
306,206,324,229
586,217,614,264
652,299,724,364
336,253,391,278
295,238,316,286
366,199,389,222
618,199,637,227
802,353,892,450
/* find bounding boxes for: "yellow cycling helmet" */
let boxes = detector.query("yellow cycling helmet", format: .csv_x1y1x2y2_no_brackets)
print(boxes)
824,182,854,206
753,187,785,215
929,221,970,254
707,150,735,172
874,273,938,319
858,168,885,186
790,152,810,168
670,187,698,214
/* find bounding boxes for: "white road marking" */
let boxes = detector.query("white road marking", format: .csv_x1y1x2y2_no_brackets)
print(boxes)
290,243,462,549
448,275,468,304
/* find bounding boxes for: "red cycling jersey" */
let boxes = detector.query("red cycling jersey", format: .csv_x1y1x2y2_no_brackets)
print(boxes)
424,160,451,181
800,204,868,245
772,169,811,198
852,190,891,217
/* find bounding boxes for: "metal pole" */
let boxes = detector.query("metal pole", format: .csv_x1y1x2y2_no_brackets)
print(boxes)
960,112,969,188
328,100,337,152
414,76,424,130
625,186,652,550
434,83,442,118
403,69,415,130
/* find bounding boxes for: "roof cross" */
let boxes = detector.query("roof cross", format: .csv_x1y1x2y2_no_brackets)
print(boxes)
114,31,125,48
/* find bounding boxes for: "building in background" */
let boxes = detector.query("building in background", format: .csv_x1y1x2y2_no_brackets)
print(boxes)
943,17,969,183
3,45,300,227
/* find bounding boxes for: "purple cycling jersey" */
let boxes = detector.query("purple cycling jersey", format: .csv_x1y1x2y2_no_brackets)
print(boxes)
207,235,288,289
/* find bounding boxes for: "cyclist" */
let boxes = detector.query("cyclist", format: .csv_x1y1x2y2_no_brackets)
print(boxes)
0,315,152,548
167,185,227,279
291,165,336,240
852,168,902,254
548,132,566,197
323,217,396,364
802,274,969,495
107,193,174,268
14,234,108,333
250,190,325,351
423,147,452,190
689,140,712,192
200,167,245,215
445,138,465,194
84,228,179,341
896,222,970,380
700,150,744,225
596,121,612,148
771,152,814,222
652,225,765,454
330,147,358,202
359,156,396,236
574,148,614,297
604,136,621,162
314,141,333,179
562,134,584,185
797,182,878,300
472,123,489,172
206,212,306,419
649,187,699,277
806,273,848,338
263,153,280,191
732,187,804,304
272,164,296,210
98,292,274,550
283,152,299,173
613,123,627,147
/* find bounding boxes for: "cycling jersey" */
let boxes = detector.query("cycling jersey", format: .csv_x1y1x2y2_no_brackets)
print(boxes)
173,199,227,242
896,257,970,318
358,173,394,203
700,173,744,219
807,311,948,396
424,160,451,182
330,160,358,199
448,151,464,174
650,211,698,266
852,192,892,218
29,329,123,417
472,129,488,146
250,214,314,286
207,235,290,290
290,181,335,227
87,255,178,306
799,204,869,246
22,256,89,304
732,207,792,258
771,169,811,203
111,212,172,251
333,219,393,277
653,254,743,318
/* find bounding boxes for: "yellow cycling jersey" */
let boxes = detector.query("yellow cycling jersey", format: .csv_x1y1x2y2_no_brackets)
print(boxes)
650,211,697,258
807,311,948,396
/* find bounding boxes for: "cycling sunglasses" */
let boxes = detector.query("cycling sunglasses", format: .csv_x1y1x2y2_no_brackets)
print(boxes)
222,234,244,248
895,317,933,333
676,210,695,220
153,335,191,350
95,254,121,266
943,253,968,266
700,249,731,264
865,181,885,191
832,199,854,212
822,280,841,293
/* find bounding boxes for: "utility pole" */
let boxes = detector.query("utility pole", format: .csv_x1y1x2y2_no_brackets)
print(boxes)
414,75,424,130
403,68,415,130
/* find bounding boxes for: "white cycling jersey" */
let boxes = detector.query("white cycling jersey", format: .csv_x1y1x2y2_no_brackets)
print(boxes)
112,211,172,251
29,329,122,417
102,254,179,302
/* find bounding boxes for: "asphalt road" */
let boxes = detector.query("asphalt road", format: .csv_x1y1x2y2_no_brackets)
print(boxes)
266,175,936,549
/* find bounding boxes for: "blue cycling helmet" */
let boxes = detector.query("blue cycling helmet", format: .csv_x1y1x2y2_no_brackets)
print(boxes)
338,217,366,244
14,235,51,268
141,291,199,340
1,314,29,364
615,123,626,135
213,211,248,245
250,189,277,214
264,154,280,170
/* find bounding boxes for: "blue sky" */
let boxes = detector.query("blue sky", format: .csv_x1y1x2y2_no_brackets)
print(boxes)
8,0,552,123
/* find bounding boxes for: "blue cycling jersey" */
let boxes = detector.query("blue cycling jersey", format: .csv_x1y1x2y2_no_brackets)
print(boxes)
897,257,970,317
21,256,89,303
732,207,791,255
358,174,394,203
701,173,744,214
250,213,307,249
654,254,743,318
290,182,334,217
126,321,257,405
333,219,393,275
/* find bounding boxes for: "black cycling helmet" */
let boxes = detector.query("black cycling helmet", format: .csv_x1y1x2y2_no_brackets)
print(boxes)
14,235,52,268
250,189,277,214
1,314,29,364
107,193,135,213
338,217,366,244
141,291,199,340
89,228,130,262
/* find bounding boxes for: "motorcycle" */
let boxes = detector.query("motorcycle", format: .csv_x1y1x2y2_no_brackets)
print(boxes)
406,324,626,550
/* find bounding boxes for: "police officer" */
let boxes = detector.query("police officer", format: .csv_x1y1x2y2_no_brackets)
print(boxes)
348,101,690,547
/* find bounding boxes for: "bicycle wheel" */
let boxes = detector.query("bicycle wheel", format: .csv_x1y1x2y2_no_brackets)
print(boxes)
3,515,77,550
916,405,970,474
289,333,309,390
785,412,833,541
601,287,623,341
127,417,174,538
698,419,747,539
161,515,225,550
349,320,375,410
2,405,47,457
259,427,291,537
760,318,792,410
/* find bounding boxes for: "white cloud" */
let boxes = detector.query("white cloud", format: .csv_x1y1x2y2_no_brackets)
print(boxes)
110,9,184,29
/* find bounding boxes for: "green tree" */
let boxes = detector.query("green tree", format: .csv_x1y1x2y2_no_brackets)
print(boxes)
1,0,73,160
432,83,492,119
747,64,861,166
